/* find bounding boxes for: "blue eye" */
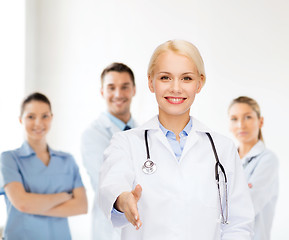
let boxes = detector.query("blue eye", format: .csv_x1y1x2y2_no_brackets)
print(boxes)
183,76,192,81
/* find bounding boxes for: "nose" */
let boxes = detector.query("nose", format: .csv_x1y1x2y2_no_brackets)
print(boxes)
114,87,122,98
170,79,182,93
237,119,245,128
34,117,43,126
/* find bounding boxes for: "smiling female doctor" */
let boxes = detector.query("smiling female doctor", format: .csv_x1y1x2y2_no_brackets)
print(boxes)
99,40,254,240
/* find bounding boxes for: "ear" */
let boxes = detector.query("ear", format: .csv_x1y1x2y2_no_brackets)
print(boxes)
100,87,104,97
19,117,22,124
259,116,264,129
148,75,155,93
132,85,136,97
196,75,204,93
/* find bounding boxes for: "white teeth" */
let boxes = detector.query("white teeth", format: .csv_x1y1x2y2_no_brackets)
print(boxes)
167,98,183,103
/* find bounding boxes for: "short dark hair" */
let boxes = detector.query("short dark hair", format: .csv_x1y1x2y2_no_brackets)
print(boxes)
20,92,51,117
100,62,135,86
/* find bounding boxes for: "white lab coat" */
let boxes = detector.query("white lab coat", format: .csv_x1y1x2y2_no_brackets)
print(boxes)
81,112,123,240
241,141,279,240
99,116,254,240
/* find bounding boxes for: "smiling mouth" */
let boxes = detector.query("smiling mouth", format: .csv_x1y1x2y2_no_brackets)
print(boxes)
113,98,127,103
113,100,127,106
238,132,248,136
32,129,45,134
165,97,186,104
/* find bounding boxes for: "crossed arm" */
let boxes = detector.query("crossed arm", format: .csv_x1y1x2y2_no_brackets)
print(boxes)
5,181,88,217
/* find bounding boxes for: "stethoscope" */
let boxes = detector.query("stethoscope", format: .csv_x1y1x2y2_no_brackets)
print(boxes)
142,130,229,224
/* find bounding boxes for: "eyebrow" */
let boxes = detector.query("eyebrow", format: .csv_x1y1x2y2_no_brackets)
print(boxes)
26,111,50,115
157,71,198,75
231,111,254,116
107,82,132,86
181,72,198,75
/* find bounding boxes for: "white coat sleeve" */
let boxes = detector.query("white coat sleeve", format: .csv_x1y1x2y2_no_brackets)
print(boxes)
99,132,135,228
221,146,255,240
247,151,279,215
81,126,110,193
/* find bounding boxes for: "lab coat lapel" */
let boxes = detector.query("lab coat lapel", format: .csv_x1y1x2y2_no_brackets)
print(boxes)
242,140,265,161
140,116,177,159
98,112,121,135
180,130,199,161
154,130,177,159
180,117,212,161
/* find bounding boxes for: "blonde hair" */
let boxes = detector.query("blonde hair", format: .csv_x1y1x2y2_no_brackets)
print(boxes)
147,39,206,84
229,96,264,141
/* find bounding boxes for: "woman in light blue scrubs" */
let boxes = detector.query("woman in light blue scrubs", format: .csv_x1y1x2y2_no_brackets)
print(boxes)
228,96,279,240
0,92,88,240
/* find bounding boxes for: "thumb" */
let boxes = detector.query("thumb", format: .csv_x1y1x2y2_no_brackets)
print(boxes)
132,184,142,201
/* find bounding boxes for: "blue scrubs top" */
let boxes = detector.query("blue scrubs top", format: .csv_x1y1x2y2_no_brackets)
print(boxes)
0,141,84,240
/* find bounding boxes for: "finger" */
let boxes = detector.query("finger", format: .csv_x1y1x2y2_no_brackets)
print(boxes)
125,210,139,227
135,219,142,230
127,213,142,230
132,184,142,201
125,198,141,227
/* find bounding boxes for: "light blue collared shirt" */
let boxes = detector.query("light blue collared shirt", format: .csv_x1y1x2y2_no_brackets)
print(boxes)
106,112,134,131
159,117,192,161
0,141,84,240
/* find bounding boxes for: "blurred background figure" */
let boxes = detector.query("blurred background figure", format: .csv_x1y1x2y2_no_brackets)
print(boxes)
0,92,88,240
228,96,279,240
81,63,136,240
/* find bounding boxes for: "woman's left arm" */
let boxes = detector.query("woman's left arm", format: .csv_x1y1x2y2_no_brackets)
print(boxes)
40,186,88,217
247,151,279,215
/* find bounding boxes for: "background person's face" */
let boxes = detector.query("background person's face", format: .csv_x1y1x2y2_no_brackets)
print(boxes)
229,103,263,145
101,71,136,120
20,100,53,142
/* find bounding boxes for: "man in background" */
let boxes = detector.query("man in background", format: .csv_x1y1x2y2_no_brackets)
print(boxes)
81,62,136,240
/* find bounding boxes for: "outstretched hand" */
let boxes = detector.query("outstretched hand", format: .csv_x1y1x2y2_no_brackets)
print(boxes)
114,184,142,230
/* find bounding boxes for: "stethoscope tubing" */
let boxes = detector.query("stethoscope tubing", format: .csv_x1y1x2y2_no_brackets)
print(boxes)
143,129,229,224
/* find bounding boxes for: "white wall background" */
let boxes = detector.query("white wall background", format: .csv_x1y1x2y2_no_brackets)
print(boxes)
1,0,288,239
0,0,25,233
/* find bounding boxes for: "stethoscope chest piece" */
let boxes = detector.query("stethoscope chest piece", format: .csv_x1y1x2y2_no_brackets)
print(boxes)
142,160,157,174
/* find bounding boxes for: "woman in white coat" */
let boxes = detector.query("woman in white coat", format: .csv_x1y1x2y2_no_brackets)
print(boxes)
99,40,254,240
228,96,279,240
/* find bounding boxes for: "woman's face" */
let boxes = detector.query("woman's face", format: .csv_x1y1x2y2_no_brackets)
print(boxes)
229,103,263,145
148,51,204,119
20,100,53,142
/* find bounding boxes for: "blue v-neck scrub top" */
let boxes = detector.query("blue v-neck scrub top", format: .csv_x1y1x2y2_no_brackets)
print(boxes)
0,141,84,240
